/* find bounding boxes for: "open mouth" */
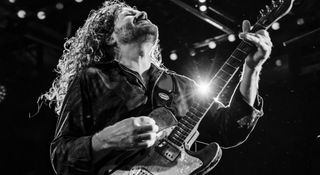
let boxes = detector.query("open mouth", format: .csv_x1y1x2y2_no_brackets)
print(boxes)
134,18,150,25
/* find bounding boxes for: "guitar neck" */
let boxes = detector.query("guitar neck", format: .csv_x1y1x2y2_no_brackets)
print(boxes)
168,37,259,147
209,41,254,98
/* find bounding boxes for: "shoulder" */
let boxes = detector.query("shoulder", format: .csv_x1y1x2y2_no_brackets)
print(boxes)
79,62,120,82
165,70,197,88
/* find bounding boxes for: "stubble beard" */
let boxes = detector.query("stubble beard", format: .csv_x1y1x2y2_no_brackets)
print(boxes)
115,22,159,45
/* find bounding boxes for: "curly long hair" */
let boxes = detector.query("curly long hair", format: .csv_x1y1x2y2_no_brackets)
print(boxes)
40,0,162,115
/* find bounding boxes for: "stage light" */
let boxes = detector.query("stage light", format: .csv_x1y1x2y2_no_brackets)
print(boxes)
275,59,282,67
37,11,46,20
198,0,206,3
297,18,305,26
56,2,64,10
0,85,6,103
9,0,15,3
199,5,207,12
197,81,210,95
271,22,280,30
17,10,26,18
169,51,178,61
208,41,216,49
75,0,83,3
227,34,236,42
189,49,196,56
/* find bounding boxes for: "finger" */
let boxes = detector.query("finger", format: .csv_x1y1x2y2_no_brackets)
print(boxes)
134,124,159,134
137,116,156,125
256,29,269,38
242,20,251,33
241,33,264,48
136,134,157,148
256,30,272,43
248,33,273,51
135,132,156,142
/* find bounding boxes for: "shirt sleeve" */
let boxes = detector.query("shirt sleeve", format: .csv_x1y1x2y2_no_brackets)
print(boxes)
197,82,264,148
50,70,95,175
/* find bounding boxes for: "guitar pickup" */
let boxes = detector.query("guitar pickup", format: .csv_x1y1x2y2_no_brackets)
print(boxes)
155,139,181,162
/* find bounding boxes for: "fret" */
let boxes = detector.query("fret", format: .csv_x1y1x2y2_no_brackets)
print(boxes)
227,57,242,67
172,133,185,142
176,127,189,136
178,123,192,132
211,91,220,99
168,137,181,146
240,40,254,48
190,105,206,115
221,63,237,75
236,47,248,55
216,70,232,81
211,83,224,93
179,120,193,129
174,130,188,139
186,112,200,122
181,118,195,127
188,108,203,117
211,78,226,90
230,55,242,62
183,117,197,126
225,62,237,69
215,76,227,84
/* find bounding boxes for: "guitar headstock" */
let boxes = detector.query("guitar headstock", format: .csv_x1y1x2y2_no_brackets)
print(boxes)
254,0,294,31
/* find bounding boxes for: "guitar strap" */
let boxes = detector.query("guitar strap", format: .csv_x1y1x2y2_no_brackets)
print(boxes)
153,72,177,109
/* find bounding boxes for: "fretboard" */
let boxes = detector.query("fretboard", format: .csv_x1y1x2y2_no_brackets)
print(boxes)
167,41,255,147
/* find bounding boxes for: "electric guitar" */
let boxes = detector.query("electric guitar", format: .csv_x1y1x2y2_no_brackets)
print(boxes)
99,1,294,174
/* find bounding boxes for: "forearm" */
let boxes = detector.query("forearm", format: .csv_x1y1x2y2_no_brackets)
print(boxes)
50,136,94,175
239,63,262,106
91,131,116,164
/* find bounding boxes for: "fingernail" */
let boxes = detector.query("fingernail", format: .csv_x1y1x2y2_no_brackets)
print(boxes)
239,32,245,38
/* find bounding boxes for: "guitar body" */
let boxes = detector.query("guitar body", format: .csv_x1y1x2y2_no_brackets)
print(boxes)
100,107,222,175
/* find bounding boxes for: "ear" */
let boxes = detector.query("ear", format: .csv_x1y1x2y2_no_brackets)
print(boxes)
107,32,117,45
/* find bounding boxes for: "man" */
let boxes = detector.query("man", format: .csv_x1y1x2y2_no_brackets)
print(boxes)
41,0,272,174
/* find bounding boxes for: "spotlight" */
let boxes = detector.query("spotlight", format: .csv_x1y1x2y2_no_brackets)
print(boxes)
17,10,26,18
271,22,280,30
0,85,6,103
208,41,216,49
75,0,83,3
169,51,178,61
37,11,46,20
296,18,305,26
8,0,15,3
189,49,196,57
199,5,207,12
198,0,206,3
227,34,236,42
197,81,210,95
56,2,64,10
275,59,282,67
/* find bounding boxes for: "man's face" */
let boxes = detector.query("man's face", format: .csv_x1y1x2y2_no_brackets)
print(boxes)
113,7,159,45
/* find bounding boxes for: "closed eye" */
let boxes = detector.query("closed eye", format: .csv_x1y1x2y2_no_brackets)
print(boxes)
125,12,136,16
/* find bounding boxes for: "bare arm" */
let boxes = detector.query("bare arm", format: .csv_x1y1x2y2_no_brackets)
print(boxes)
239,20,272,106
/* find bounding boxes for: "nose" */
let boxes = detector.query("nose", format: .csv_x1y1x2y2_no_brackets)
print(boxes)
136,11,148,21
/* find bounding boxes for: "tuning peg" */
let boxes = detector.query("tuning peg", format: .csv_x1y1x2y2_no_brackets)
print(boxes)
274,0,282,6
265,5,271,12
271,0,278,8
259,9,266,17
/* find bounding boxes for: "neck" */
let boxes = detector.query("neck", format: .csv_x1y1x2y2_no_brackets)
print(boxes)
118,42,154,76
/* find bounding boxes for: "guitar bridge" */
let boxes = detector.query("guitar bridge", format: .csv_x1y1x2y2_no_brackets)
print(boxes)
155,139,181,162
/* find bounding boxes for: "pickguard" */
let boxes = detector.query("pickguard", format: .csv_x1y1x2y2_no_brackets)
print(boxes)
111,108,203,175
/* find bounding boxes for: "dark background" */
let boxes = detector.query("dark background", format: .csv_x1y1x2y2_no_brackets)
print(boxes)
0,0,319,174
